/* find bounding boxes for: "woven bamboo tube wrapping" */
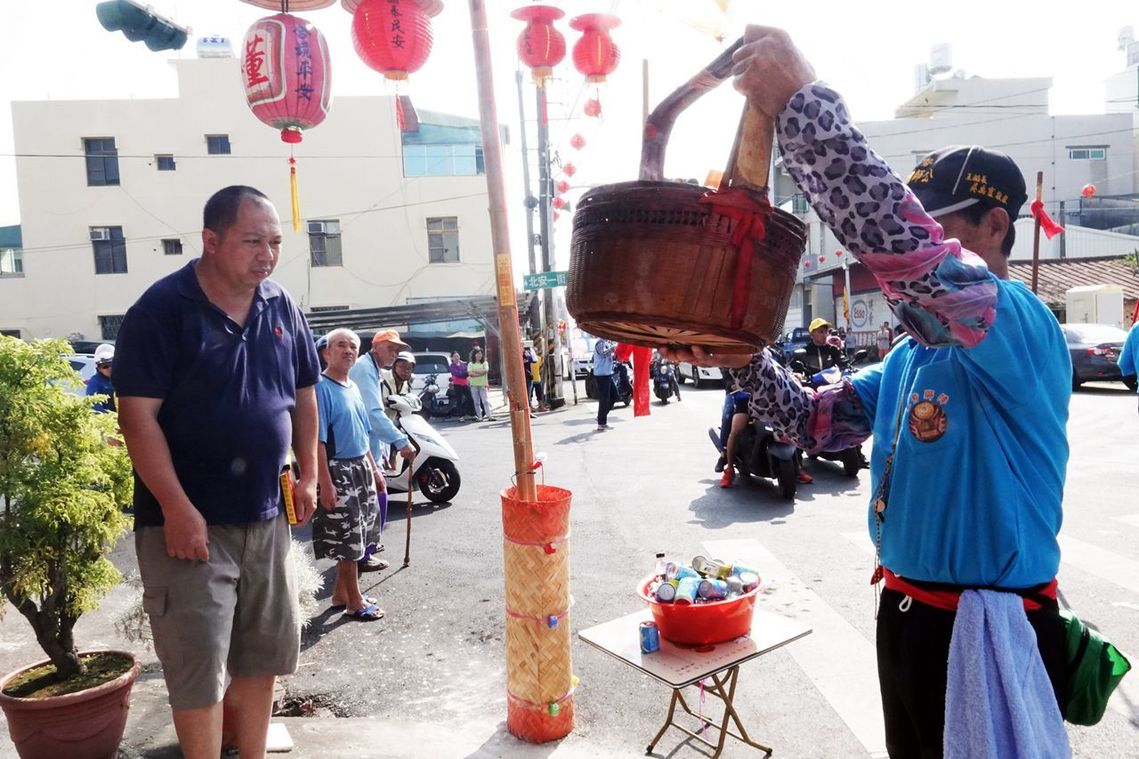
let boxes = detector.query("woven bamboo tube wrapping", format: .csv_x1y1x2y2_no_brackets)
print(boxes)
501,485,574,742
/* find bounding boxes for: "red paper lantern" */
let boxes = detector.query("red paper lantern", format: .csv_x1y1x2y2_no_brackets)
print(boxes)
341,0,442,15
570,13,620,83
352,0,434,81
1081,184,1097,198
553,211,561,221
583,98,601,118
243,14,332,144
243,0,335,9
511,5,565,86
552,196,566,209
563,162,577,177
569,133,586,150
556,179,570,194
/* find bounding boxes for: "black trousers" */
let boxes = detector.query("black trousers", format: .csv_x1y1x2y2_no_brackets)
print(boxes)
876,587,1069,759
596,373,614,425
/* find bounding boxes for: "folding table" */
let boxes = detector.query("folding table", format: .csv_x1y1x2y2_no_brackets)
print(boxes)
579,608,811,757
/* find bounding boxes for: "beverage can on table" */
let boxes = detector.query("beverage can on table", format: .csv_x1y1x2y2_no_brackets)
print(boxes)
639,621,661,653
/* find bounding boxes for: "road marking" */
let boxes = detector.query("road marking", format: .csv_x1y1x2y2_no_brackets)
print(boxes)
842,531,875,557
705,538,888,758
1058,536,1139,597
1114,514,1139,529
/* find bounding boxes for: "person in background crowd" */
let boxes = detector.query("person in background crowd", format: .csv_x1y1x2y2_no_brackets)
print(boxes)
664,26,1073,757
87,343,117,413
348,328,413,572
115,185,319,759
313,329,385,621
800,318,847,374
468,347,492,421
1118,318,1139,413
876,321,894,360
592,337,617,432
449,350,475,421
382,352,416,426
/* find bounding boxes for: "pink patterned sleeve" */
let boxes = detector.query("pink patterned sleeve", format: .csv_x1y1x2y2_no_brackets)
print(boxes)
777,83,999,348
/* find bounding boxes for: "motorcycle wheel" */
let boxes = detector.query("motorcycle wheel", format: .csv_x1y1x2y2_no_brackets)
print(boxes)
776,458,797,501
841,449,862,478
418,458,461,503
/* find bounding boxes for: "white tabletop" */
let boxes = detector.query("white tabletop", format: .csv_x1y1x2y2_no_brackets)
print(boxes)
578,608,812,689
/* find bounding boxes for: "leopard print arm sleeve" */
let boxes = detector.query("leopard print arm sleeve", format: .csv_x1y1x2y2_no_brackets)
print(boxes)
777,83,998,348
730,350,871,453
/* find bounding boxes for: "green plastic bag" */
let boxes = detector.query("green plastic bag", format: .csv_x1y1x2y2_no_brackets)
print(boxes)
1060,609,1132,726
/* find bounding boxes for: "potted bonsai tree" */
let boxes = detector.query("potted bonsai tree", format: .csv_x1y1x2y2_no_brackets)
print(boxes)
0,337,137,759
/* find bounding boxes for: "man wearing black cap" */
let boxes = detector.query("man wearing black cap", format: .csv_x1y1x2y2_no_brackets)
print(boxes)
665,26,1073,757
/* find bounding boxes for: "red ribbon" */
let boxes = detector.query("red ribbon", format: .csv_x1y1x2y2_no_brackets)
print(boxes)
615,343,653,417
1030,199,1064,240
698,189,770,329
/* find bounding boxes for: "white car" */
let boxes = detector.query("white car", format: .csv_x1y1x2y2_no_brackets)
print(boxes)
678,362,723,388
58,354,97,396
411,352,453,394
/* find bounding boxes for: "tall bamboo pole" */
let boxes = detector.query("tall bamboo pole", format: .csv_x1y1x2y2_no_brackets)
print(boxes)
468,0,535,500
1031,171,1044,294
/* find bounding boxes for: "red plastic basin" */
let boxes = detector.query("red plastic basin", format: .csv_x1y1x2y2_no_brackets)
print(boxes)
637,574,760,646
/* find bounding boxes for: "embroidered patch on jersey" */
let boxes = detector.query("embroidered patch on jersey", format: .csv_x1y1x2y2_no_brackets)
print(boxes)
909,389,949,443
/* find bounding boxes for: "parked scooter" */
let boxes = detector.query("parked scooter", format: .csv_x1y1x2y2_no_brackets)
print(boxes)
384,393,462,503
417,372,465,420
585,360,633,407
653,357,679,404
708,418,799,500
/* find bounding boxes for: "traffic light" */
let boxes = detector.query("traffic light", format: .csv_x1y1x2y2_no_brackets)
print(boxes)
96,0,189,52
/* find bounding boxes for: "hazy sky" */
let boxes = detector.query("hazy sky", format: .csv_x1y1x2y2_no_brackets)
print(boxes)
2,0,1137,244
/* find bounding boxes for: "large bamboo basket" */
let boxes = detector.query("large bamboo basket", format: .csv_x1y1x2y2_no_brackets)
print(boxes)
567,39,806,354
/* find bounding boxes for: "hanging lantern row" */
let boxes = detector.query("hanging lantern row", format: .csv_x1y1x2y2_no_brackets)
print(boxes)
512,5,621,89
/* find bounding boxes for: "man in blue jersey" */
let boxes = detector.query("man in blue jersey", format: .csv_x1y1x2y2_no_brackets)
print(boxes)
1119,320,1139,412
664,27,1072,757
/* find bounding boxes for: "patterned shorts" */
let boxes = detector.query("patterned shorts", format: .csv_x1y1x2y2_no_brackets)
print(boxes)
312,456,381,561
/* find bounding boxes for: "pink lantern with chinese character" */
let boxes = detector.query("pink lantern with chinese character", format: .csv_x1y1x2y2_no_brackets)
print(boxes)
242,13,332,231
243,14,332,143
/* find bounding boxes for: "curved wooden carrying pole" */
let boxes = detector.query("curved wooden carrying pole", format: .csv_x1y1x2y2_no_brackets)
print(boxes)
639,37,774,192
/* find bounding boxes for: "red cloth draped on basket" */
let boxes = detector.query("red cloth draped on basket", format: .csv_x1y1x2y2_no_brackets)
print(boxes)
1030,199,1065,240
698,188,771,329
615,343,652,417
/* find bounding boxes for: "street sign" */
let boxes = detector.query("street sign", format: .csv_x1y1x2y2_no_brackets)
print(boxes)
524,270,568,291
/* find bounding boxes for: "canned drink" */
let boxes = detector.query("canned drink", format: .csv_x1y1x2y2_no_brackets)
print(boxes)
691,555,731,579
655,579,678,603
725,576,744,596
639,621,661,653
729,563,759,578
738,572,760,591
665,562,699,581
698,579,729,600
674,577,700,604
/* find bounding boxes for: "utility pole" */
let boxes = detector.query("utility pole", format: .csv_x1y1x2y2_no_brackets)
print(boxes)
535,85,565,408
515,69,539,278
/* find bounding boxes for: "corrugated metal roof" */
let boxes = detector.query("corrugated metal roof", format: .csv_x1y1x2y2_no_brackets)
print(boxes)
1007,255,1139,308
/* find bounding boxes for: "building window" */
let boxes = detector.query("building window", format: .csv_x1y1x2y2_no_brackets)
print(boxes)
84,138,120,186
91,226,127,274
403,144,485,177
1068,147,1106,160
0,329,19,338
0,247,22,276
206,134,231,155
308,220,342,267
156,154,176,171
427,217,460,263
99,315,125,340
162,238,183,255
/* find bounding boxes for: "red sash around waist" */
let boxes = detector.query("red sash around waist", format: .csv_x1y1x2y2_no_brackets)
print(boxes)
883,568,1057,612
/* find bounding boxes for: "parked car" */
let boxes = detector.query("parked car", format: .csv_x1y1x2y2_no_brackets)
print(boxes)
771,327,811,364
1061,323,1136,391
677,362,723,388
411,352,453,394
57,354,97,396
562,334,595,380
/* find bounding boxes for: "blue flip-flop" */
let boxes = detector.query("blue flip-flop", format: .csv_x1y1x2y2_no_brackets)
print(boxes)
330,596,377,611
343,603,384,621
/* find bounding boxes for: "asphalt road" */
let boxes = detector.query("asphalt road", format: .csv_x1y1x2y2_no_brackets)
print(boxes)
1,378,1136,758
282,377,1139,758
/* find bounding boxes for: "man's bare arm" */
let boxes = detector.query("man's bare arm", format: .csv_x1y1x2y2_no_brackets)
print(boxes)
117,396,209,561
291,386,319,525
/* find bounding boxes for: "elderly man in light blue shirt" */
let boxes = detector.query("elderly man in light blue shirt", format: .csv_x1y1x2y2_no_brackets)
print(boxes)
592,337,616,432
348,329,416,570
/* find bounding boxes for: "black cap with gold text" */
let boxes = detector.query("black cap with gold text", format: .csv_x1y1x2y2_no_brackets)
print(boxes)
906,145,1028,220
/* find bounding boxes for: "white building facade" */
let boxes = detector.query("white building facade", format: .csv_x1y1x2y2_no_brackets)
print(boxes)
3,56,499,340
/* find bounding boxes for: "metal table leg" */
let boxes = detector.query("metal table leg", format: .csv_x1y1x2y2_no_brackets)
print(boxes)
644,666,773,758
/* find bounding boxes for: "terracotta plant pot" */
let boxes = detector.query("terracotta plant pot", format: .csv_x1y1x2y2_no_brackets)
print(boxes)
0,651,141,759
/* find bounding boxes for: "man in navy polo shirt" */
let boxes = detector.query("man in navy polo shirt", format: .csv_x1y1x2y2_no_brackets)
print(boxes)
116,185,320,759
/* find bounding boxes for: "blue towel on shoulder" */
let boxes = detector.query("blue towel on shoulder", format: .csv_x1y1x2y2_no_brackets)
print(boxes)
944,589,1069,758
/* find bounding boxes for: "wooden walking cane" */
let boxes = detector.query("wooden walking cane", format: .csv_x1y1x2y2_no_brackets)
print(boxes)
402,477,413,568
1031,171,1044,294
